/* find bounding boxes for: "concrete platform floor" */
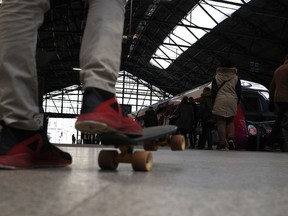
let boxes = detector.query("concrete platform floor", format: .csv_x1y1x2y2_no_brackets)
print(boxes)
0,145,288,216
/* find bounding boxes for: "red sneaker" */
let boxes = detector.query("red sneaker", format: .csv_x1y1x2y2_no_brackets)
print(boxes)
75,97,143,136
0,125,72,169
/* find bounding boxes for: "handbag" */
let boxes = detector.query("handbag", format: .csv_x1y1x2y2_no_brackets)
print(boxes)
195,121,203,135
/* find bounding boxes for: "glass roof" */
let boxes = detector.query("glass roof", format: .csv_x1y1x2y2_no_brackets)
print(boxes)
150,0,251,69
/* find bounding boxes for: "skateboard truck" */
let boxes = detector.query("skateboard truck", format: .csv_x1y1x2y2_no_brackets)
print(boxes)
98,145,153,172
97,126,185,172
143,134,185,151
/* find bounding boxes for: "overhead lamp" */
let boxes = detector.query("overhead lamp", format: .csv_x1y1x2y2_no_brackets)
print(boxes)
73,68,81,71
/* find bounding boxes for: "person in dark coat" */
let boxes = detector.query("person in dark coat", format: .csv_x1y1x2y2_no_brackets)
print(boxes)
265,55,288,151
72,134,76,144
188,97,197,148
198,87,214,150
175,96,195,148
144,106,158,127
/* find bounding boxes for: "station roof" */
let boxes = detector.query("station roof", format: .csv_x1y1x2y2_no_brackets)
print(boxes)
37,0,288,95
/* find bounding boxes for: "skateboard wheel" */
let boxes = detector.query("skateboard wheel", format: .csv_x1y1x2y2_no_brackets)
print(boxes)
143,141,159,151
170,135,185,151
132,151,153,172
98,150,119,170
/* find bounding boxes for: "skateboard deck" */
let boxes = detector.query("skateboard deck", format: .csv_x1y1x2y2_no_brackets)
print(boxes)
96,125,185,172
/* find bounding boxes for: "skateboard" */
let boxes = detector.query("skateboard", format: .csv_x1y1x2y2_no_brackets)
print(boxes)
96,125,185,172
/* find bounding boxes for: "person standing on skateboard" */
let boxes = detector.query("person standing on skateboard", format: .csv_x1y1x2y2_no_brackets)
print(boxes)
0,0,143,169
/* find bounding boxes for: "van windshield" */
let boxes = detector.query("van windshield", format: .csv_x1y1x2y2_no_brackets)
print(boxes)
241,90,269,113
241,94,262,112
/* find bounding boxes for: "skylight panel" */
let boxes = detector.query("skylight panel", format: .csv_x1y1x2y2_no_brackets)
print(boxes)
150,0,251,69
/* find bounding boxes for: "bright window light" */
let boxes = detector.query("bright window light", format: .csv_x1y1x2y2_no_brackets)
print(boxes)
150,0,251,69
73,68,81,71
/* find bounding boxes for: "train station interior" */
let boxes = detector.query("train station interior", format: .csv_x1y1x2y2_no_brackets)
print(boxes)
1,0,288,215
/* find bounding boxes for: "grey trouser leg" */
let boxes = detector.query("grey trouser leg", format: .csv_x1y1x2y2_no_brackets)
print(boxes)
0,0,50,130
80,0,125,94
